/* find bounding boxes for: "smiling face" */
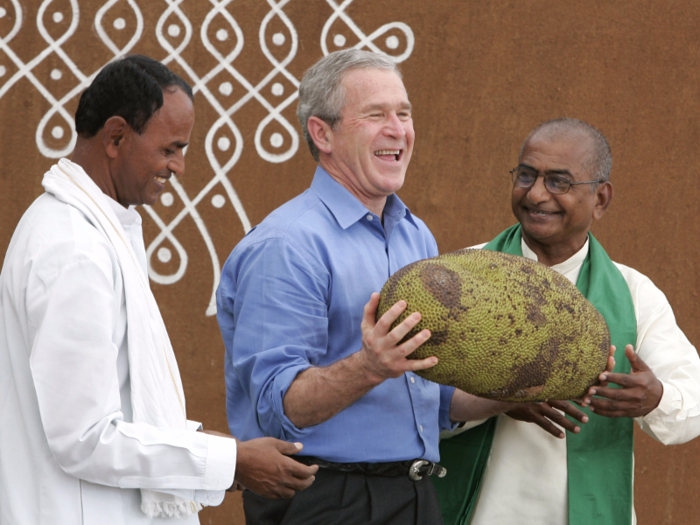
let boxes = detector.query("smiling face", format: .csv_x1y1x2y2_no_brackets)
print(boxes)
321,68,414,213
512,132,612,264
111,87,194,207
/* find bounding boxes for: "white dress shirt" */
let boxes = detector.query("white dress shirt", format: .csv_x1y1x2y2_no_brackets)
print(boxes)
457,239,700,525
0,191,236,525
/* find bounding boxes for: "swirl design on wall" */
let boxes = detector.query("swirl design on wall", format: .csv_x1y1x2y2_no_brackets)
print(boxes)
0,0,414,315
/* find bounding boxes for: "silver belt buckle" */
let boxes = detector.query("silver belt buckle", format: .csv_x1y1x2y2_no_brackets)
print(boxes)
408,460,429,481
408,459,447,481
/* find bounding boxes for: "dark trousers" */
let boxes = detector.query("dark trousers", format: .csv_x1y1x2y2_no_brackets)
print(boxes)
243,467,444,525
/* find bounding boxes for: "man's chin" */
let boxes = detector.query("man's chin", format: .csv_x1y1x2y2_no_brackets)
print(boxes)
520,223,560,245
375,172,407,194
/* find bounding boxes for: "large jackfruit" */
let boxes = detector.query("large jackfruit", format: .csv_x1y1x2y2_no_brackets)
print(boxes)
377,249,610,402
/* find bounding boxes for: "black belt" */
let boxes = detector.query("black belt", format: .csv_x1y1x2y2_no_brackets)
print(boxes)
294,456,447,481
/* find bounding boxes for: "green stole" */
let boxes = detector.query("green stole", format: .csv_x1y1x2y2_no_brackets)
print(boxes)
433,224,636,525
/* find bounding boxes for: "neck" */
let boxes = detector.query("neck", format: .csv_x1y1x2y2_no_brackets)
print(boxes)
521,232,588,267
318,159,388,218
71,136,122,206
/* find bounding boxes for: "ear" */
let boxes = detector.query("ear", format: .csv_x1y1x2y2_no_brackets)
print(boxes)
593,181,613,221
102,116,130,159
306,116,334,156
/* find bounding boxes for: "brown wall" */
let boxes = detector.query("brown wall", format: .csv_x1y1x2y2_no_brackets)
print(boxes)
2,1,699,523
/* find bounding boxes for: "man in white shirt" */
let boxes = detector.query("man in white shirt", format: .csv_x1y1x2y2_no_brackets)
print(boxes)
0,54,316,525
435,118,700,525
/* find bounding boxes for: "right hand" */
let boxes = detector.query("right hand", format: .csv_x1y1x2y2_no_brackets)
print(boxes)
234,438,318,499
355,293,437,382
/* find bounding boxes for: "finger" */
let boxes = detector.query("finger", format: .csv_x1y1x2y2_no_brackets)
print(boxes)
587,393,637,414
398,327,431,356
373,299,408,334
387,311,424,344
537,405,581,433
549,400,589,424
409,354,439,371
287,472,317,490
588,385,636,401
599,356,615,387
547,414,581,434
270,486,297,499
594,372,636,389
606,353,616,374
586,398,629,417
625,345,650,373
576,389,595,406
362,293,382,328
531,415,565,438
597,345,616,385
277,440,304,455
291,464,319,480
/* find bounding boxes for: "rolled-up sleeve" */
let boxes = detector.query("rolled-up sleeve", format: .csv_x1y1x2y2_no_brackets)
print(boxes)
222,237,331,439
439,385,458,431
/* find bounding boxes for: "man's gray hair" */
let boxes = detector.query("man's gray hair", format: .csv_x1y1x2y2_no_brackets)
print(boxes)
521,118,613,182
297,49,401,161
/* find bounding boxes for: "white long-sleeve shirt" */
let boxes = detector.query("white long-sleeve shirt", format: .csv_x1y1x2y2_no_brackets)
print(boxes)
0,192,236,525
460,239,700,525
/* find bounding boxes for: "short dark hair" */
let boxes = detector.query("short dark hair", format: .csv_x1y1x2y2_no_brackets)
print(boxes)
75,54,193,138
522,118,612,182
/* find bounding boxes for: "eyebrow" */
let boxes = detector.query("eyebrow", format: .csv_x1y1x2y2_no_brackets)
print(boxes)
519,164,573,176
362,101,413,112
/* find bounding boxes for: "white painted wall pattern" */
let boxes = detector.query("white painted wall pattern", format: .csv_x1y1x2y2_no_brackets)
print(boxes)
0,0,414,315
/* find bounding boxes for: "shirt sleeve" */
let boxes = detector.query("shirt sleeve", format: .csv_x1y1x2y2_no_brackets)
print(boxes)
439,384,459,431
623,266,700,444
26,244,236,494
222,237,331,440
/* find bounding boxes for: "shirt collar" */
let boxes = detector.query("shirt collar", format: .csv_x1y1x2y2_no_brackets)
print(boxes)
521,236,590,283
104,196,142,229
310,166,418,230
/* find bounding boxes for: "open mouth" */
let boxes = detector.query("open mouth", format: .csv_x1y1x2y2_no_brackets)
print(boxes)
154,175,169,184
527,208,559,218
374,149,401,161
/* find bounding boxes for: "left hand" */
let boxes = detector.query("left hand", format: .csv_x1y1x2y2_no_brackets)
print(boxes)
201,430,318,497
583,345,663,418
506,400,589,438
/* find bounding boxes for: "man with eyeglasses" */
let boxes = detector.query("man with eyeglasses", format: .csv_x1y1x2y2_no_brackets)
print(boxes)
434,118,700,525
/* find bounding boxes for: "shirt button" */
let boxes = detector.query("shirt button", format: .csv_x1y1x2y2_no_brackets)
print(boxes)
366,215,373,221
410,376,415,384
419,425,424,433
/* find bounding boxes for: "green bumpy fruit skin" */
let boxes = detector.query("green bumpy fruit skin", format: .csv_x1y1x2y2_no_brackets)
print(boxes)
376,249,610,402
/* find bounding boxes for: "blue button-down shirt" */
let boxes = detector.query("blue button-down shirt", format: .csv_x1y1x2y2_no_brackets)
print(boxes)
217,167,455,463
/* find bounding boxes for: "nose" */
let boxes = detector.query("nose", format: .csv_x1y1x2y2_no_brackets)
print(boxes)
526,175,550,205
383,113,406,139
168,150,186,176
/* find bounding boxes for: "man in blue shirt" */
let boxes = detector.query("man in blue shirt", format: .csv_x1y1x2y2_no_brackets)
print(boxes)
217,49,556,524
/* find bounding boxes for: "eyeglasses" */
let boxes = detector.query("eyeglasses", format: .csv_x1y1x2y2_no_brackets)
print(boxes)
510,166,603,195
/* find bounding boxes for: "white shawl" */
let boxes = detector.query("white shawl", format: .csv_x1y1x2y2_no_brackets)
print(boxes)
42,158,202,518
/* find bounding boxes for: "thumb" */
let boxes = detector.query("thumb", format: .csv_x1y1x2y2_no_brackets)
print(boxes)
277,440,304,456
362,293,381,329
626,344,649,373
